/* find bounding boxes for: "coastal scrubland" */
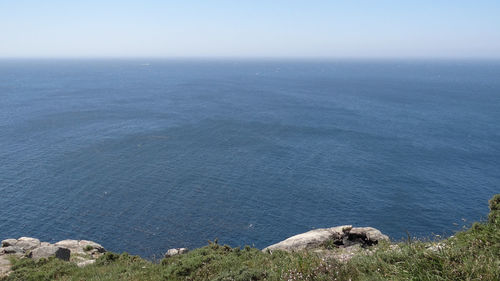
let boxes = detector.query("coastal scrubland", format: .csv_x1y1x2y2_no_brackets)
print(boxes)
2,194,499,281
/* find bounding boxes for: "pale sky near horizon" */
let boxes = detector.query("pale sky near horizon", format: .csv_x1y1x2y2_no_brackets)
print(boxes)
1,0,499,58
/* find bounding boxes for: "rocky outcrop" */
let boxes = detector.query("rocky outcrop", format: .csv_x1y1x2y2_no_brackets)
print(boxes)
28,246,71,261
344,227,389,246
164,248,189,258
0,237,107,276
263,225,351,252
55,239,105,258
0,255,11,277
0,246,24,255
263,225,389,253
0,226,389,276
1,239,17,247
16,237,41,251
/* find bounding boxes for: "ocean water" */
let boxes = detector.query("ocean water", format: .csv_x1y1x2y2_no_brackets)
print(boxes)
0,59,499,257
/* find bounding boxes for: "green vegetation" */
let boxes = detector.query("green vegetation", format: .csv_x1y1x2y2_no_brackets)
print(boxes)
83,245,94,252
3,194,499,281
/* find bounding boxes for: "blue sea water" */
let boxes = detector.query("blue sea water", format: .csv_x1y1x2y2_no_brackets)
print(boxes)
0,59,499,257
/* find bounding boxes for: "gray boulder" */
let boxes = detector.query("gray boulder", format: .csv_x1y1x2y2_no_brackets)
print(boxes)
165,248,189,257
0,246,24,255
55,239,105,255
79,240,106,253
263,225,389,252
16,237,40,251
55,240,79,251
28,246,71,261
263,225,351,252
0,236,107,275
345,227,389,246
1,239,17,248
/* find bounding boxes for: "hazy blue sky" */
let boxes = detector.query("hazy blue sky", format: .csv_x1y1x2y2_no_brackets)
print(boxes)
1,0,499,58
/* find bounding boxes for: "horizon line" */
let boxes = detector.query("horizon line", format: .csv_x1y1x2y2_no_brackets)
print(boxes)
1,56,500,61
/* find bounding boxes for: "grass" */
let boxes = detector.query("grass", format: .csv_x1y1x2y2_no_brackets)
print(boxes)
2,194,499,281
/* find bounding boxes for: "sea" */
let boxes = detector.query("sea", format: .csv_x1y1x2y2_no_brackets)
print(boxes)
0,59,499,258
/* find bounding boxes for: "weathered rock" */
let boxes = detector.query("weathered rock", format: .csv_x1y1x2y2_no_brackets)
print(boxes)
1,239,17,248
79,240,105,253
28,246,71,261
16,237,40,251
0,255,12,277
263,225,352,252
1,246,24,255
165,248,189,257
55,240,80,251
0,236,105,276
263,225,389,252
54,239,106,256
314,244,364,262
346,227,389,246
76,259,95,267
